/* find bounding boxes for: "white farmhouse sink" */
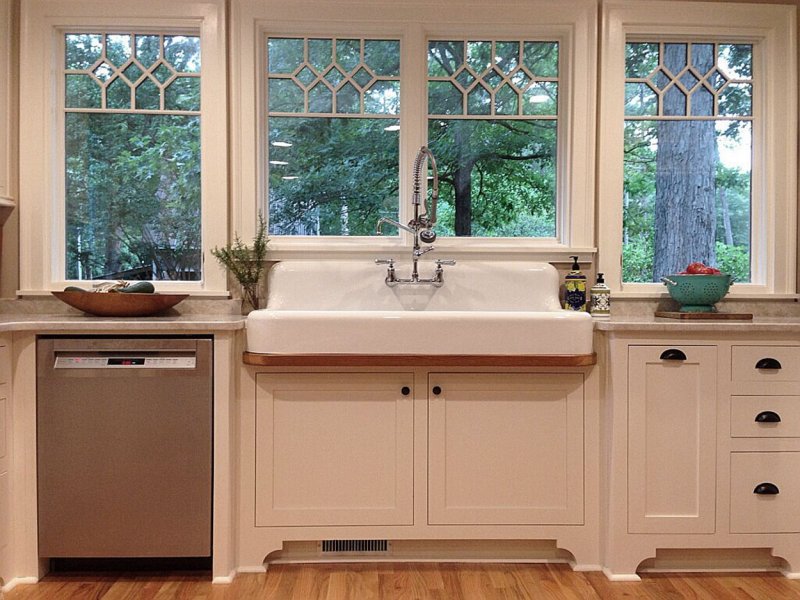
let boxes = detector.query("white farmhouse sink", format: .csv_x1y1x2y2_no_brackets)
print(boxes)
246,260,593,355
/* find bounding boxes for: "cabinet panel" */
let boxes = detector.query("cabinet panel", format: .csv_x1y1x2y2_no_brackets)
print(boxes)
255,373,414,527
731,345,800,384
0,344,9,384
730,452,800,533
0,470,7,552
731,396,800,438
428,373,584,525
0,395,5,459
628,345,717,534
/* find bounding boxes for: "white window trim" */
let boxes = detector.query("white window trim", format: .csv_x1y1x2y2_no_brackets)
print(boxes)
0,0,15,206
231,0,597,259
597,0,797,297
19,0,228,294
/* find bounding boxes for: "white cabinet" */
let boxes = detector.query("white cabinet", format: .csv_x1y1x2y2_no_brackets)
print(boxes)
254,372,415,527
428,373,584,526
240,365,599,572
627,345,717,534
604,334,800,579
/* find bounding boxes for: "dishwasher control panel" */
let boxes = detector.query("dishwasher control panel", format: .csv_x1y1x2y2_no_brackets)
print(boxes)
54,356,197,369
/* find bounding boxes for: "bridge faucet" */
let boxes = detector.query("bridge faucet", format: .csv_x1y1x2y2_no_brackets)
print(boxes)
375,146,454,285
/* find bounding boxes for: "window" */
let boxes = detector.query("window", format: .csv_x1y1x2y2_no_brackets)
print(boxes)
266,37,400,236
623,41,753,283
19,0,227,293
64,32,202,280
239,0,596,253
597,1,796,295
427,40,559,238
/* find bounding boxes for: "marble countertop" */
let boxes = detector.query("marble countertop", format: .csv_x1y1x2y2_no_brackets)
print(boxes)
594,315,800,333
2,310,800,335
0,313,246,332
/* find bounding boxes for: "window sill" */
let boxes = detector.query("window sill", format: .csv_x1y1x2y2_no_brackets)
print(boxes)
611,290,800,301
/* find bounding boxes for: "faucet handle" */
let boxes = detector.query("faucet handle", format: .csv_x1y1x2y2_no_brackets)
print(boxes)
436,259,456,266
375,258,395,267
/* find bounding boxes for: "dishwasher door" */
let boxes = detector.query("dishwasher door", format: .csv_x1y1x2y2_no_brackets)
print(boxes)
37,336,212,558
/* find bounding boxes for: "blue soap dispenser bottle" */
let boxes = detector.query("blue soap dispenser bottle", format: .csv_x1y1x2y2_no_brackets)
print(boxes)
564,256,587,312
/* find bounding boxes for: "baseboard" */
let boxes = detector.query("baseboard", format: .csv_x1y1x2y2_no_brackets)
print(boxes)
2,576,39,592
602,567,641,582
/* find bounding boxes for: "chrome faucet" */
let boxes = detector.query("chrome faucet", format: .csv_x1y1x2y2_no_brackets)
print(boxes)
376,146,455,286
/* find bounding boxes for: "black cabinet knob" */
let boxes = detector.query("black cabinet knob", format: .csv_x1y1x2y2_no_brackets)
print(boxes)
401,386,410,396
755,410,781,423
660,349,687,361
753,482,780,495
755,357,782,370
432,386,442,395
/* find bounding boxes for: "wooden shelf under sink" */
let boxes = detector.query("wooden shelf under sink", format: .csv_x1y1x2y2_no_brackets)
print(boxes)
242,352,597,367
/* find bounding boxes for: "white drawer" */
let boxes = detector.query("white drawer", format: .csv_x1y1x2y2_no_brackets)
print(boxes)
731,346,800,383
731,396,800,438
730,451,800,533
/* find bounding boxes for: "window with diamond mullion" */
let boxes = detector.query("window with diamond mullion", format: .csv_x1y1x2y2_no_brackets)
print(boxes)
426,39,559,238
63,32,202,281
622,41,753,283
266,37,401,236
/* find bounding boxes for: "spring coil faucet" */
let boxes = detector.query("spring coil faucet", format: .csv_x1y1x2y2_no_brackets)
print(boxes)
376,146,455,286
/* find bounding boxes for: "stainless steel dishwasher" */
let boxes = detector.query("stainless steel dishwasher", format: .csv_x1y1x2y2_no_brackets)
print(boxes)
37,336,212,558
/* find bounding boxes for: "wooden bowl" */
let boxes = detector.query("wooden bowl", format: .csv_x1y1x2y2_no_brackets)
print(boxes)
52,291,189,317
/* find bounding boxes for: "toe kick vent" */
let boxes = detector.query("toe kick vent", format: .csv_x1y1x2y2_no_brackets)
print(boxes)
320,539,391,555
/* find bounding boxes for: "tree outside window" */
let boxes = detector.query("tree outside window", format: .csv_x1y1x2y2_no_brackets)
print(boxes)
266,37,400,236
623,41,753,282
64,32,202,281
427,40,559,238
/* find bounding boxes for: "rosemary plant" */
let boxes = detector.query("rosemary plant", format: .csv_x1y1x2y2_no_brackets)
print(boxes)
211,214,269,312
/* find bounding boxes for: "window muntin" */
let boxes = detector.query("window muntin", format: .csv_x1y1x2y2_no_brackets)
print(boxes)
64,32,202,281
266,37,401,236
622,41,753,283
427,40,559,238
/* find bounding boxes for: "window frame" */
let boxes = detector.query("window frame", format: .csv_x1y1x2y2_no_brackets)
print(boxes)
19,0,228,294
597,0,797,297
231,0,597,260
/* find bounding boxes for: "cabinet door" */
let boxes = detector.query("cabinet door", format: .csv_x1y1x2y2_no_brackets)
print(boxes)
255,373,414,527
628,345,717,534
428,373,584,525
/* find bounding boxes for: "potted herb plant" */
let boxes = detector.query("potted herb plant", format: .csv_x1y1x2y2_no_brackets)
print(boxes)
211,215,269,314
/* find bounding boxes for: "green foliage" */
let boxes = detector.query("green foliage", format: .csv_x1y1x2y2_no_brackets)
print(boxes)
428,119,557,237
210,214,269,286
622,236,655,283
715,241,750,282
65,33,202,281
267,117,400,235
211,215,268,311
66,113,201,280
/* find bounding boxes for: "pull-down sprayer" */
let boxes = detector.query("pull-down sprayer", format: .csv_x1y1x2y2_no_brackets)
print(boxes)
376,146,455,286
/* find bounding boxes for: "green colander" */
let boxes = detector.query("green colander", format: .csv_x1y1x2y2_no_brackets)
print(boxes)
661,273,734,312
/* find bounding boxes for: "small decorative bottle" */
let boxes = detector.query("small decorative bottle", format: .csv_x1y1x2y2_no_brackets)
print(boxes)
590,272,611,318
564,256,587,312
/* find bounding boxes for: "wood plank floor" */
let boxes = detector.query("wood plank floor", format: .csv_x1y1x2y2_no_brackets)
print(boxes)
6,563,800,600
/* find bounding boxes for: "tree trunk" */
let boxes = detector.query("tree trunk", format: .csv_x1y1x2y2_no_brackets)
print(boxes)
453,124,473,236
653,44,717,280
719,187,734,246
454,164,472,236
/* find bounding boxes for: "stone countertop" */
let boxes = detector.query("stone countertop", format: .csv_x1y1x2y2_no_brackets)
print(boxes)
594,315,800,333
0,313,246,332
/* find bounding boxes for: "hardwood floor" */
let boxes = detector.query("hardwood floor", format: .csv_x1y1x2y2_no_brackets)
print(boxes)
6,563,800,600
